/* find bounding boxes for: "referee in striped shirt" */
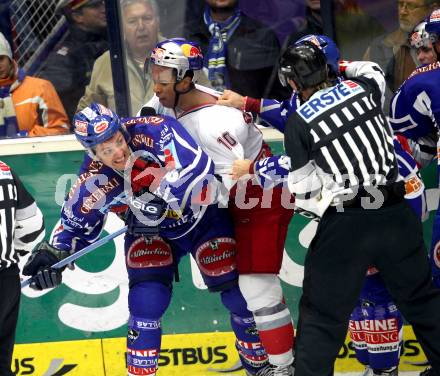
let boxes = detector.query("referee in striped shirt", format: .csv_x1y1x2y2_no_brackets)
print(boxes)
281,42,440,376
0,161,45,376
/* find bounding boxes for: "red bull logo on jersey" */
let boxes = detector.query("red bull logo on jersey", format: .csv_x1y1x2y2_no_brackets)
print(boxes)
298,80,364,122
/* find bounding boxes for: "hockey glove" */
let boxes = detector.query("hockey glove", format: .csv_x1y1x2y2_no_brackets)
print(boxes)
131,158,165,194
22,241,69,290
126,193,167,236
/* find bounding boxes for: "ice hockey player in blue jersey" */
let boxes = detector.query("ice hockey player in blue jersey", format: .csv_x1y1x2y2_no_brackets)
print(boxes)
389,9,440,293
228,35,428,376
22,103,273,376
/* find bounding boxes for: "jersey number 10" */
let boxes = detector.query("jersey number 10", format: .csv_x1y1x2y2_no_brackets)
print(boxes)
217,132,237,150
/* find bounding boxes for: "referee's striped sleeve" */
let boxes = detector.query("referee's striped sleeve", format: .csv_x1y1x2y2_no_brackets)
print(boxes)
12,171,45,253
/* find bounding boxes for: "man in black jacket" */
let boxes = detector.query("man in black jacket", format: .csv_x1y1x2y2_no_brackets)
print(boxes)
184,0,289,100
38,0,108,121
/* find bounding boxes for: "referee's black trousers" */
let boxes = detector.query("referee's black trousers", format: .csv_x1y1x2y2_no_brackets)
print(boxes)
294,201,440,376
0,265,20,376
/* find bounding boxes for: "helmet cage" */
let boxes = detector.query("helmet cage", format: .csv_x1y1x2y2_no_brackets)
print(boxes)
409,21,432,49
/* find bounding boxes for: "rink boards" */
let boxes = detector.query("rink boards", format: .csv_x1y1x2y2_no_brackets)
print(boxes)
11,328,429,375
2,137,437,375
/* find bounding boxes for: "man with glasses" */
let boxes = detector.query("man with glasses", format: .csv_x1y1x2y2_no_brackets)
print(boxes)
364,0,438,94
38,0,108,120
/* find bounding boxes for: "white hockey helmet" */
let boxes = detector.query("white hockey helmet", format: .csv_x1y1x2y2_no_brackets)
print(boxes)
150,38,204,82
409,21,432,49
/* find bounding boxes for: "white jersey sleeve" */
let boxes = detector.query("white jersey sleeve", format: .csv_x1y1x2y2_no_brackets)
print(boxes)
178,105,263,190
341,61,386,108
14,205,45,253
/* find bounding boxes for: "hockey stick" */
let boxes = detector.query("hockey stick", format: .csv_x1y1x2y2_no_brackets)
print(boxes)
21,226,127,288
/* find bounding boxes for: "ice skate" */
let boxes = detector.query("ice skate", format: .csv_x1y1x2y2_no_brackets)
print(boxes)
246,363,294,376
360,366,398,376
372,367,398,376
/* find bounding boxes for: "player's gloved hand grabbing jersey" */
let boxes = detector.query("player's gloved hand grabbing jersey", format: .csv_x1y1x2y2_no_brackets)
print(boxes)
130,158,165,194
22,241,70,290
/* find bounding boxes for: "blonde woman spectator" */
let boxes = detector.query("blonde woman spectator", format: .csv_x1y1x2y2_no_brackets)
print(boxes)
0,33,69,137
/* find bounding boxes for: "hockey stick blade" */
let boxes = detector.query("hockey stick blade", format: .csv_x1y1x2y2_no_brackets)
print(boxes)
21,226,127,288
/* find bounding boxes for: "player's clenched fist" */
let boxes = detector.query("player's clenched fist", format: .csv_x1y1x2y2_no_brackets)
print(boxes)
217,89,245,110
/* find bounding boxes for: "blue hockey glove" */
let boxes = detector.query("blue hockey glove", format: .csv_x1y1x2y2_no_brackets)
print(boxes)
126,192,167,236
22,241,69,290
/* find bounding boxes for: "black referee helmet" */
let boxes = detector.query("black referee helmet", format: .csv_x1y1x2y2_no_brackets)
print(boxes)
278,41,328,90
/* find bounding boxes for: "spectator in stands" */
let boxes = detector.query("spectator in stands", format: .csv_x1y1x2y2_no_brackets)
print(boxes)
38,0,108,121
287,1,384,61
77,0,163,116
363,0,438,92
0,33,69,137
184,0,289,99
287,0,323,45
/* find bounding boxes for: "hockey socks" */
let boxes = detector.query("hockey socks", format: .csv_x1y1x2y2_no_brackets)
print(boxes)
253,302,295,366
127,315,161,376
231,313,269,374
